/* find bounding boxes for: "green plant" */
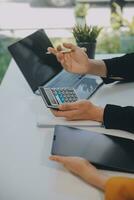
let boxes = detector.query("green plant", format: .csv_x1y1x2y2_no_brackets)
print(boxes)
72,24,102,43
111,2,123,30
123,16,134,36
96,28,120,53
111,2,134,36
74,3,89,18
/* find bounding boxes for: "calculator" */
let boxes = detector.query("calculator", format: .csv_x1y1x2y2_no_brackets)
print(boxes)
39,87,79,109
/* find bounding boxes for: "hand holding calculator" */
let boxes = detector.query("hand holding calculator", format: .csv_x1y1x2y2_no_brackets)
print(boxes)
39,87,79,109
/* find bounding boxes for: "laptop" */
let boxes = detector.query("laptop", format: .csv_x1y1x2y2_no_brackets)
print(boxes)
8,29,103,99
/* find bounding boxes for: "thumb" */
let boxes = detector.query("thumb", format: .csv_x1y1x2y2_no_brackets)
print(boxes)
57,45,63,51
63,43,76,51
47,47,57,55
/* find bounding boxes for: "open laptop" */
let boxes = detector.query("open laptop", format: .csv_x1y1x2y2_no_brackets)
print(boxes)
8,29,103,99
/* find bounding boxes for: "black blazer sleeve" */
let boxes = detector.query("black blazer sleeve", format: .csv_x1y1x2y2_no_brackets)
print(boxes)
101,53,134,132
102,53,134,84
103,104,134,133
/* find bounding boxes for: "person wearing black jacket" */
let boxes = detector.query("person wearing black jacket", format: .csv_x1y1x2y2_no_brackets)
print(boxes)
48,43,134,133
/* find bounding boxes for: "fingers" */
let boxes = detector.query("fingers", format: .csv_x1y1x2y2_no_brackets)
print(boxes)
49,155,66,163
57,52,65,63
49,155,81,164
63,43,76,51
47,47,64,59
49,155,88,166
57,45,62,51
48,43,76,55
59,102,79,111
48,47,65,64
48,44,75,71
47,47,57,55
51,102,80,119
51,101,88,119
51,109,79,120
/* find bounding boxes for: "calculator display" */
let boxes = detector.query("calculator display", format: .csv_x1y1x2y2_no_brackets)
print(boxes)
39,87,52,106
44,88,58,105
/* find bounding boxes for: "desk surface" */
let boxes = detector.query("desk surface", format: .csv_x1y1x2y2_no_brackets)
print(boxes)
0,55,134,200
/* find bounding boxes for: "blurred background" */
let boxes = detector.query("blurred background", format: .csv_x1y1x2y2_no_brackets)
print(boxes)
0,0,134,83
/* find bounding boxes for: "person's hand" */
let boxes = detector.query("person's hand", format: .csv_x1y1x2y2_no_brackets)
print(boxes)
49,156,108,190
48,43,90,74
51,100,104,122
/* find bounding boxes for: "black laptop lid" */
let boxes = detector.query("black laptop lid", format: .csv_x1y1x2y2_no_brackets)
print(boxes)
52,125,134,173
8,29,62,92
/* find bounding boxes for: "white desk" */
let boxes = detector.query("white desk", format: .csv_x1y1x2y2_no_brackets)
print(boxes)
0,57,134,200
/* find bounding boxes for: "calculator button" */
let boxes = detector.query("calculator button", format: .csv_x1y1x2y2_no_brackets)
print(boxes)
72,98,76,101
68,90,72,92
55,94,62,103
52,91,57,95
60,96,64,100
51,88,56,92
64,91,68,94
48,88,78,104
61,98,65,103
58,93,62,97
70,94,74,98
72,93,76,96
57,91,61,95
70,100,74,102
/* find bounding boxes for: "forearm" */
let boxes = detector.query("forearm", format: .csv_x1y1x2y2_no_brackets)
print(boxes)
86,170,109,191
88,53,134,82
87,59,107,77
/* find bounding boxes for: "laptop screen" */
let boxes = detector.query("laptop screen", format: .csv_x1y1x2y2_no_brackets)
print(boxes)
8,29,63,92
